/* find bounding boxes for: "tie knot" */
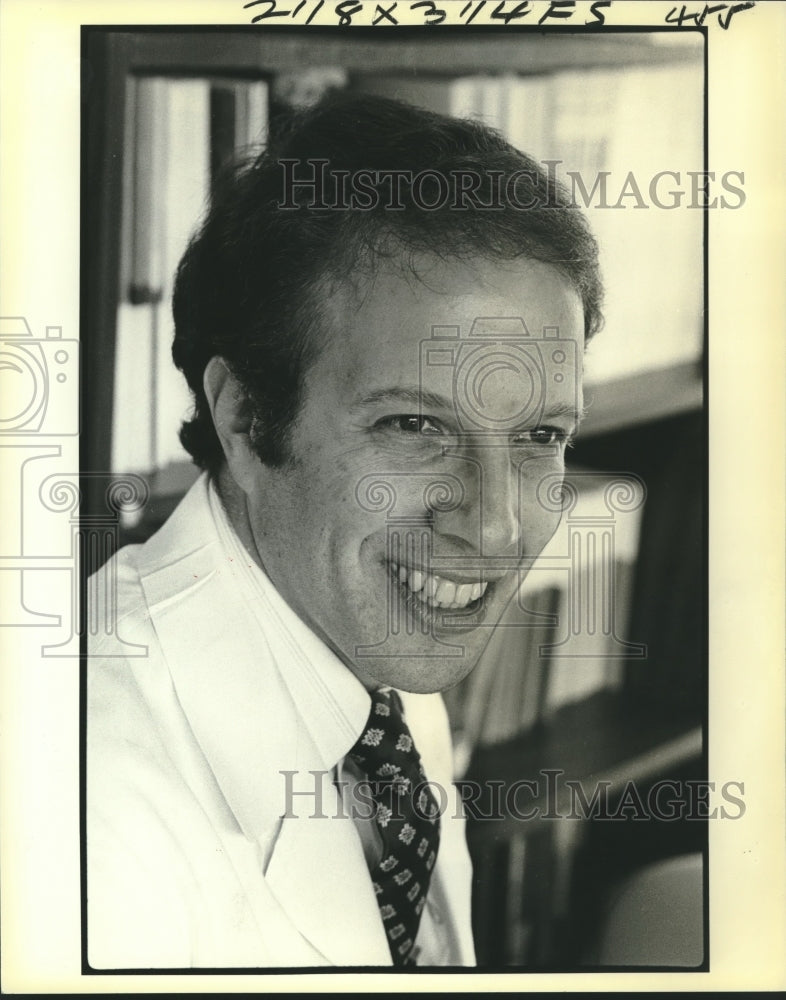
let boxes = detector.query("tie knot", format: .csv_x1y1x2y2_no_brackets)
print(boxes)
350,689,419,770
349,689,439,828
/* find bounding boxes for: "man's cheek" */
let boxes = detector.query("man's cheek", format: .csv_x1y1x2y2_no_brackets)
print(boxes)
518,459,566,514
351,471,443,526
517,490,564,553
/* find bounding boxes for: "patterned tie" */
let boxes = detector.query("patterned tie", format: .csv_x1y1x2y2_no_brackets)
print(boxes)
348,688,441,967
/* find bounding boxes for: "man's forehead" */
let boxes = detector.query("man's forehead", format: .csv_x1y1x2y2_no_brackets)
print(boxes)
321,252,585,336
304,261,584,432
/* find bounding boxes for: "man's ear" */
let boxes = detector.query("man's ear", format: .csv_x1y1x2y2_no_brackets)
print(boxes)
203,357,258,494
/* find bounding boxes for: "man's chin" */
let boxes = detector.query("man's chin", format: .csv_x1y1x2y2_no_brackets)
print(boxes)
350,644,485,695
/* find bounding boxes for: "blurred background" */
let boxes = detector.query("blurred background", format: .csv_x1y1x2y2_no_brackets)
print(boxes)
82,27,706,969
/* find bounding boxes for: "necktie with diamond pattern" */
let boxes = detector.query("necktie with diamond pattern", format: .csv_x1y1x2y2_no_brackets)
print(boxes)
348,688,441,966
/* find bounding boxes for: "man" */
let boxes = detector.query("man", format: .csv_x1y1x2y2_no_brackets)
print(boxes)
87,94,602,969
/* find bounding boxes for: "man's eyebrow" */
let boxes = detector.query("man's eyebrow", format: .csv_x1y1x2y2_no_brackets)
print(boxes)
352,386,454,412
542,401,588,428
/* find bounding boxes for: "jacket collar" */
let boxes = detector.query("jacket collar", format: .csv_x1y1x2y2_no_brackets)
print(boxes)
136,473,371,841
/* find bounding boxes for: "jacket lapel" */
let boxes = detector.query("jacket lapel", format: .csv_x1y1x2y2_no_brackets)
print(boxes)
264,770,392,966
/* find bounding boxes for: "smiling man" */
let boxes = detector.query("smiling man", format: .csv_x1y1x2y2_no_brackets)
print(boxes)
87,94,601,969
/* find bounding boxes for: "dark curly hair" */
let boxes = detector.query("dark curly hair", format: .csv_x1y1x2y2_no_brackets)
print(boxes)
172,92,603,474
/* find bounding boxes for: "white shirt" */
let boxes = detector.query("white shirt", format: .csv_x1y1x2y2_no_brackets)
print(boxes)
87,472,475,968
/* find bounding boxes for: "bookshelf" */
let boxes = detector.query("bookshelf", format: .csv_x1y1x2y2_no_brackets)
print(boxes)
83,28,707,968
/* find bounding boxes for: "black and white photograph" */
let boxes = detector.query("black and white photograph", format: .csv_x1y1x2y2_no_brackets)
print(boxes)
1,0,784,992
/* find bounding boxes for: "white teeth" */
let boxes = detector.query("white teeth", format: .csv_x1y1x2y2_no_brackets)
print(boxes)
435,579,456,606
391,564,489,610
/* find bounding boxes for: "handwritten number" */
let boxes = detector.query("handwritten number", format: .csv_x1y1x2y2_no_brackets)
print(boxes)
490,1,531,24
665,2,755,28
305,0,325,23
245,0,290,20
666,4,691,25
336,0,363,24
410,0,446,24
464,0,487,24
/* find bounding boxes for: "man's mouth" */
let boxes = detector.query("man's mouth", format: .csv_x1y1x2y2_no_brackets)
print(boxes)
389,561,489,610
383,557,517,639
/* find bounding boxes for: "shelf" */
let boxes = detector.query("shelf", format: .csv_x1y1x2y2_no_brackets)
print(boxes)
464,688,702,841
106,29,702,77
580,360,703,438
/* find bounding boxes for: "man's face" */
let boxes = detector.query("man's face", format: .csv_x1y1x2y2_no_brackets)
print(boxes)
239,255,584,693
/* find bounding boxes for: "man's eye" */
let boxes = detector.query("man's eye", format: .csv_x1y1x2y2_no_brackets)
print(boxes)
379,415,444,436
513,426,571,447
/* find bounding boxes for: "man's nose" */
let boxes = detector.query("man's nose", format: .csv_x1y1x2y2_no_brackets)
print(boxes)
437,447,522,558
